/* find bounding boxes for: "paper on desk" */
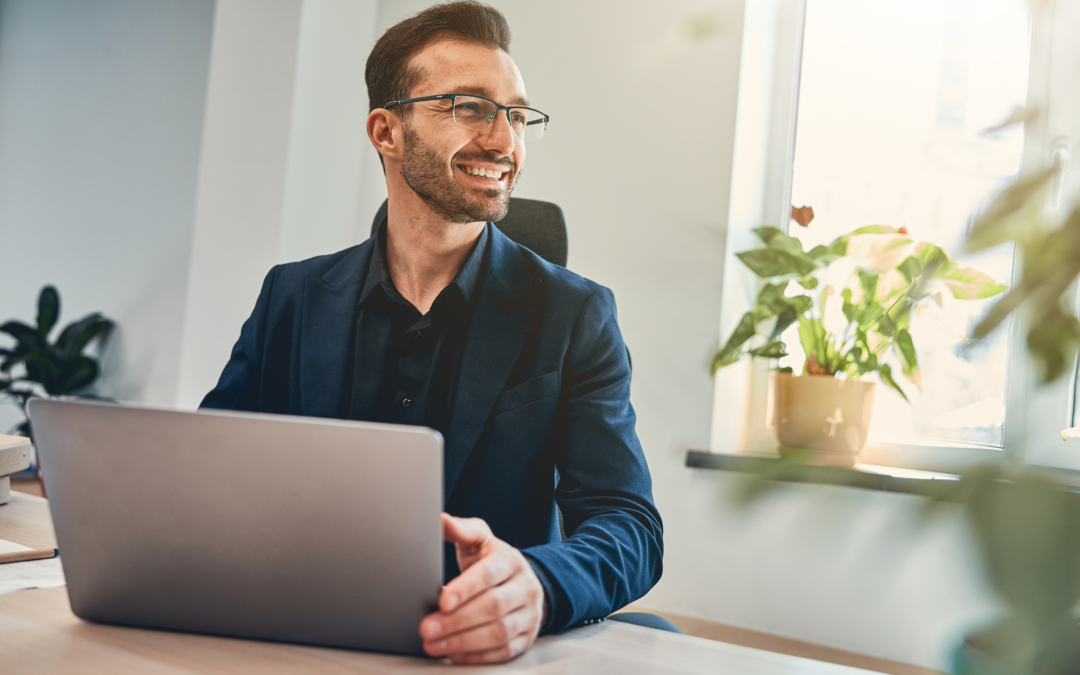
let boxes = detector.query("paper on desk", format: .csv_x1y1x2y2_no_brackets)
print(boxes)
0,538,66,595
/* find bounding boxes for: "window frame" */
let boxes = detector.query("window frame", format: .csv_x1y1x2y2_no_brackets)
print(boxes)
710,0,1080,475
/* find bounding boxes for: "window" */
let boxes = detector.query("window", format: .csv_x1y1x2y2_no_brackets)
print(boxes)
712,0,1080,474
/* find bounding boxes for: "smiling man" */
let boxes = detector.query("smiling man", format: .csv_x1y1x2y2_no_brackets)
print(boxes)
201,0,663,664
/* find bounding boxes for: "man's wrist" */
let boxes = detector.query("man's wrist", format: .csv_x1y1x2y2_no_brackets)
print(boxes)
524,555,556,633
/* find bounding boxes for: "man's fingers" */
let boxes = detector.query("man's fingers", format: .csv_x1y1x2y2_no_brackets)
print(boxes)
423,605,540,660
440,546,522,612
441,513,491,547
447,633,535,664
422,574,535,639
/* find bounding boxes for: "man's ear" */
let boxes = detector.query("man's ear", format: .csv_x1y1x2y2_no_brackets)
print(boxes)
367,109,402,164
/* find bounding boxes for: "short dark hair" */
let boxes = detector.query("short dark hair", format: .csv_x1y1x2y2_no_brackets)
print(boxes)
365,1,511,118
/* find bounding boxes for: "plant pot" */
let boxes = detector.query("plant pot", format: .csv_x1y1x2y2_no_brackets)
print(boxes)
772,373,875,467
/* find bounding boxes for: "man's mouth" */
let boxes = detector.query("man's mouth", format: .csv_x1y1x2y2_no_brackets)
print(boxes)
457,163,508,183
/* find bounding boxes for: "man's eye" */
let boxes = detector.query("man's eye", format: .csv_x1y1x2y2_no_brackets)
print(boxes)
455,103,482,113
509,112,527,126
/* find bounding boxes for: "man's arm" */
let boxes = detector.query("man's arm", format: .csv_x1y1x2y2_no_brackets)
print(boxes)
199,266,278,411
522,286,664,633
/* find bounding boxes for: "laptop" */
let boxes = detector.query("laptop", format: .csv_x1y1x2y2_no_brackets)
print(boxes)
28,398,443,654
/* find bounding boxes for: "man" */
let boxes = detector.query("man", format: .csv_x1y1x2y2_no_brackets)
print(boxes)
201,0,662,664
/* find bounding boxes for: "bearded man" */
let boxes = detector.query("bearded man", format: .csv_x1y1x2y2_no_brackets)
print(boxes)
201,0,663,664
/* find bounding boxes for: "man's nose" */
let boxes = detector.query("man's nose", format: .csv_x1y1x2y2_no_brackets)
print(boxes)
479,110,516,157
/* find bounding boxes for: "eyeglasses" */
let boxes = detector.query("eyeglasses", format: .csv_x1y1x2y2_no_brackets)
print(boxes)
383,94,549,142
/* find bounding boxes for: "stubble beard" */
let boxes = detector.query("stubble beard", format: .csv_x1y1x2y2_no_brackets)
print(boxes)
400,124,520,225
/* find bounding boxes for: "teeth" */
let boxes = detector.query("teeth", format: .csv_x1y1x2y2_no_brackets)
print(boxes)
464,166,503,180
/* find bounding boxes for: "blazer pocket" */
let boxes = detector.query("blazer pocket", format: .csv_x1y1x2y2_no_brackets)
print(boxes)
494,371,560,416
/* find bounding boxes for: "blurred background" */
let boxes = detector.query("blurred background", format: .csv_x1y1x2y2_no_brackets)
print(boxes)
1,0,1076,670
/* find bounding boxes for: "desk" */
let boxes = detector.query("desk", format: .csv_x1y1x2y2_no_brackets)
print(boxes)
0,492,876,674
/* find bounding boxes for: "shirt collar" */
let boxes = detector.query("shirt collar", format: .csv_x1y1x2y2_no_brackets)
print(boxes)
359,220,490,309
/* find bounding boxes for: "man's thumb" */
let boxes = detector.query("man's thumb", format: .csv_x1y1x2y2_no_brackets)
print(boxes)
442,513,489,545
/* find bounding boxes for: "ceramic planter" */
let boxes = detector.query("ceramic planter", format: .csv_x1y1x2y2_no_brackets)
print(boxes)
772,374,875,467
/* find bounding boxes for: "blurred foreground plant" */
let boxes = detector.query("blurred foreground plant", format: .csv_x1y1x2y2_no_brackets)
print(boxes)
968,165,1080,383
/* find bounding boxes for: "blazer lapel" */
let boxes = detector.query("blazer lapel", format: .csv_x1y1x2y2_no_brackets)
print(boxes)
299,240,373,418
444,226,541,503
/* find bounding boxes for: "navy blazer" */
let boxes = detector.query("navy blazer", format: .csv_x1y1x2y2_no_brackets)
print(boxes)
200,224,663,633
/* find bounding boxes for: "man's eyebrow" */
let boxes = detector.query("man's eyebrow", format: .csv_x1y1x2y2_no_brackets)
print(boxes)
450,86,530,107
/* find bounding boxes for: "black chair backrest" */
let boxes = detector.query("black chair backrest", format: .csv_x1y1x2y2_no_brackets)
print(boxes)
369,197,568,267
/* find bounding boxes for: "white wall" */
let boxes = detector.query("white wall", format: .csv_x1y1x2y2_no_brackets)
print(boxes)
174,0,379,407
0,0,215,419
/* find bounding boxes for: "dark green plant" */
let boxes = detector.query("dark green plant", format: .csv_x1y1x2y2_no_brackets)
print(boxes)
711,225,1007,400
0,286,114,438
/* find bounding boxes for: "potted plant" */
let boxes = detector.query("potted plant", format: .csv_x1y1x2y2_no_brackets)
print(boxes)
711,224,1007,466
0,285,114,441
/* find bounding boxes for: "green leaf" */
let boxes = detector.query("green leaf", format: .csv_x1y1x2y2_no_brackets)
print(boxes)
755,282,791,317
856,352,879,375
0,321,45,353
828,236,848,258
747,341,788,359
841,288,856,322
737,248,818,279
1027,309,1080,384
797,274,819,290
54,314,114,360
878,363,909,402
967,167,1056,253
806,236,847,266
768,295,813,341
877,313,897,338
54,356,99,395
23,354,61,392
942,266,1009,300
895,328,918,375
897,256,921,284
36,286,60,338
915,243,954,275
753,226,787,246
857,269,879,300
849,225,901,235
712,312,758,374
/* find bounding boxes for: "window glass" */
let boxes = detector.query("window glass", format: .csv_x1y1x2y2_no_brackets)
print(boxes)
778,0,1030,447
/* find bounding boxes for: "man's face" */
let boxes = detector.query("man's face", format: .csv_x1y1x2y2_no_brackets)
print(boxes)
397,40,529,224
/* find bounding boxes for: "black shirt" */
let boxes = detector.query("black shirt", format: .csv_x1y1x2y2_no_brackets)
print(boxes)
342,223,489,435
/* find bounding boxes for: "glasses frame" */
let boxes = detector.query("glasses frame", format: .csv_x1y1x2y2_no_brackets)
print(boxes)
382,93,549,140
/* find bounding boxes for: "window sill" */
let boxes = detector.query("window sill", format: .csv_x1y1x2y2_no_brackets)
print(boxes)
685,450,960,498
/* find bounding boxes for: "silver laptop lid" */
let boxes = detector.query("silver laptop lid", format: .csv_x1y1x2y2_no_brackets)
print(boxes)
29,399,443,654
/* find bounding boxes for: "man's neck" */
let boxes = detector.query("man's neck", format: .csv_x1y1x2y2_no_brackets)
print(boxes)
384,197,485,315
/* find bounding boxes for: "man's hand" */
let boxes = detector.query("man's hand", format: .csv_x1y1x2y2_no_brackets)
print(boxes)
419,514,546,664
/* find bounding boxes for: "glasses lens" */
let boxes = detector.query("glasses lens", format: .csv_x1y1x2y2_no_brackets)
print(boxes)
509,109,547,141
451,96,497,130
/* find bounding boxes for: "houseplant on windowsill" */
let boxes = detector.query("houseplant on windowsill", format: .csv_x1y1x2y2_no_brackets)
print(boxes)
711,223,1007,467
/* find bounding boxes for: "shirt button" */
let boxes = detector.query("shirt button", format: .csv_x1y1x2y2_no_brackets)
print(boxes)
401,398,412,408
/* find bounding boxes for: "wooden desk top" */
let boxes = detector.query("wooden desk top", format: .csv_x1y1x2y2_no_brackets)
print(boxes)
0,492,875,674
